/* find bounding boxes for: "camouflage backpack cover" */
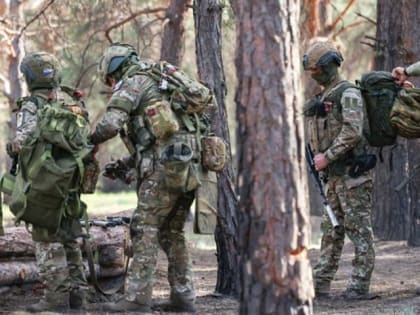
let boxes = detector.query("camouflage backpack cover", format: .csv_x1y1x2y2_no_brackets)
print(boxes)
390,87,420,138
1,86,92,232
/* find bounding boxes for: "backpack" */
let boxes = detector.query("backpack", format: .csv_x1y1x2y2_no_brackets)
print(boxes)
389,87,420,138
323,72,400,148
130,60,216,114
1,86,92,232
356,71,401,147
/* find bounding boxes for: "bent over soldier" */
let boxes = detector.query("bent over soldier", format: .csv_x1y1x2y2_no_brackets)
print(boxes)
8,52,89,311
91,43,212,313
303,41,375,300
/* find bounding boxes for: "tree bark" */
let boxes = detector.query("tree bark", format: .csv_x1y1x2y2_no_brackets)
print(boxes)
373,0,420,242
233,1,313,314
160,0,191,65
193,0,239,296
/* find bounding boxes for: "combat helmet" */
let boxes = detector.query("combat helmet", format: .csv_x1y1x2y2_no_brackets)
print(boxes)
20,51,62,91
302,41,343,70
97,43,138,85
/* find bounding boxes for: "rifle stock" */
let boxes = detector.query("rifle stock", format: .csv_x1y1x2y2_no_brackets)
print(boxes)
305,144,340,228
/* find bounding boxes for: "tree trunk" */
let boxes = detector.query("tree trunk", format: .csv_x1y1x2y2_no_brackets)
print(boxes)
193,0,239,296
233,1,313,314
160,0,191,65
373,0,420,242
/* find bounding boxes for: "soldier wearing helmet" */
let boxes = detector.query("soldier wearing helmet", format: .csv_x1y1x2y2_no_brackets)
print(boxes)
303,41,375,300
91,43,205,313
8,51,89,311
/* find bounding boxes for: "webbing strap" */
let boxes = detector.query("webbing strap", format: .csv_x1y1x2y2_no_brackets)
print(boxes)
83,237,129,295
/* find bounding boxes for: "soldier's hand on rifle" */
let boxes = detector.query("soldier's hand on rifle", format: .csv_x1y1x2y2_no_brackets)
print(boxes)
314,153,329,171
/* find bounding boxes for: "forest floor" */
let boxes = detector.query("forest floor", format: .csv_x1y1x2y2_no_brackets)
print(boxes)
1,216,420,314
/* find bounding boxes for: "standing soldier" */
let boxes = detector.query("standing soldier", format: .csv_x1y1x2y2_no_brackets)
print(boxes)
302,41,375,299
91,43,213,313
8,52,90,311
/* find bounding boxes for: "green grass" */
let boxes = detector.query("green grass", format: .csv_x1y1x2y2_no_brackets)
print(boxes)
1,191,137,227
1,191,216,250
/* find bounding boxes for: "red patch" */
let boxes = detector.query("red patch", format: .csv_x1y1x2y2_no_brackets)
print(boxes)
147,108,156,116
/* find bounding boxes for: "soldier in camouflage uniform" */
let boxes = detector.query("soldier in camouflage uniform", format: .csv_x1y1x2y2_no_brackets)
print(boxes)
91,43,203,313
303,41,375,299
8,52,89,311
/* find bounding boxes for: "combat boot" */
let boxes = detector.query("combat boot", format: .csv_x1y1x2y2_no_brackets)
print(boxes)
153,293,196,313
339,288,376,300
69,288,86,310
26,292,69,312
100,299,151,313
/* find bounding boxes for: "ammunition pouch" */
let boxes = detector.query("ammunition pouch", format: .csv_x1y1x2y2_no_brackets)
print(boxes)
348,154,376,178
160,142,200,192
144,100,179,140
127,115,154,152
201,135,227,172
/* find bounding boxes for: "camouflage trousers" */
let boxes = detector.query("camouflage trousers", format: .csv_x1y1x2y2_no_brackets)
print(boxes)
125,161,195,307
35,239,88,297
313,175,375,294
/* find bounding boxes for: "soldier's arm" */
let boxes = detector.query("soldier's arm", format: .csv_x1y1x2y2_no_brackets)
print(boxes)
324,87,363,162
90,108,129,145
12,99,38,152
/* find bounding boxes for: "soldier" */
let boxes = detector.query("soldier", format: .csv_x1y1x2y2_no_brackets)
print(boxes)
302,41,375,299
90,43,206,312
8,52,89,311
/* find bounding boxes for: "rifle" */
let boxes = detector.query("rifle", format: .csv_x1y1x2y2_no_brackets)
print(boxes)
305,143,339,228
81,216,131,228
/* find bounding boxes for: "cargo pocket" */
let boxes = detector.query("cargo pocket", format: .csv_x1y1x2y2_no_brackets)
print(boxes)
160,142,200,192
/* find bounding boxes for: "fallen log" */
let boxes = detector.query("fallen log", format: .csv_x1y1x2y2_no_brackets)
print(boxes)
0,260,126,287
0,225,127,260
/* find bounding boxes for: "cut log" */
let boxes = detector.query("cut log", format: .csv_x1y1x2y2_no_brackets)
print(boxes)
0,225,127,260
0,260,126,287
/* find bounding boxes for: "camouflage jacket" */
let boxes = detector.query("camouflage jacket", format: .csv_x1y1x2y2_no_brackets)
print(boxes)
13,89,56,151
90,71,160,146
307,77,367,177
90,65,204,157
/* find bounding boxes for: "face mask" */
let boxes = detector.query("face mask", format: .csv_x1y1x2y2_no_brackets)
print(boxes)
311,63,339,86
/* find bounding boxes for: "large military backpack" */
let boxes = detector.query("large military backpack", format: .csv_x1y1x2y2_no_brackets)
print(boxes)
356,71,401,147
1,86,92,232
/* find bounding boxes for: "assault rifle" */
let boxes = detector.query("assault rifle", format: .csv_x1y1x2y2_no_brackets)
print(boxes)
305,144,339,228
81,216,131,228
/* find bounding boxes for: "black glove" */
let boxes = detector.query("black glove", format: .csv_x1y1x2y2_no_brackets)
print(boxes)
103,159,136,184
